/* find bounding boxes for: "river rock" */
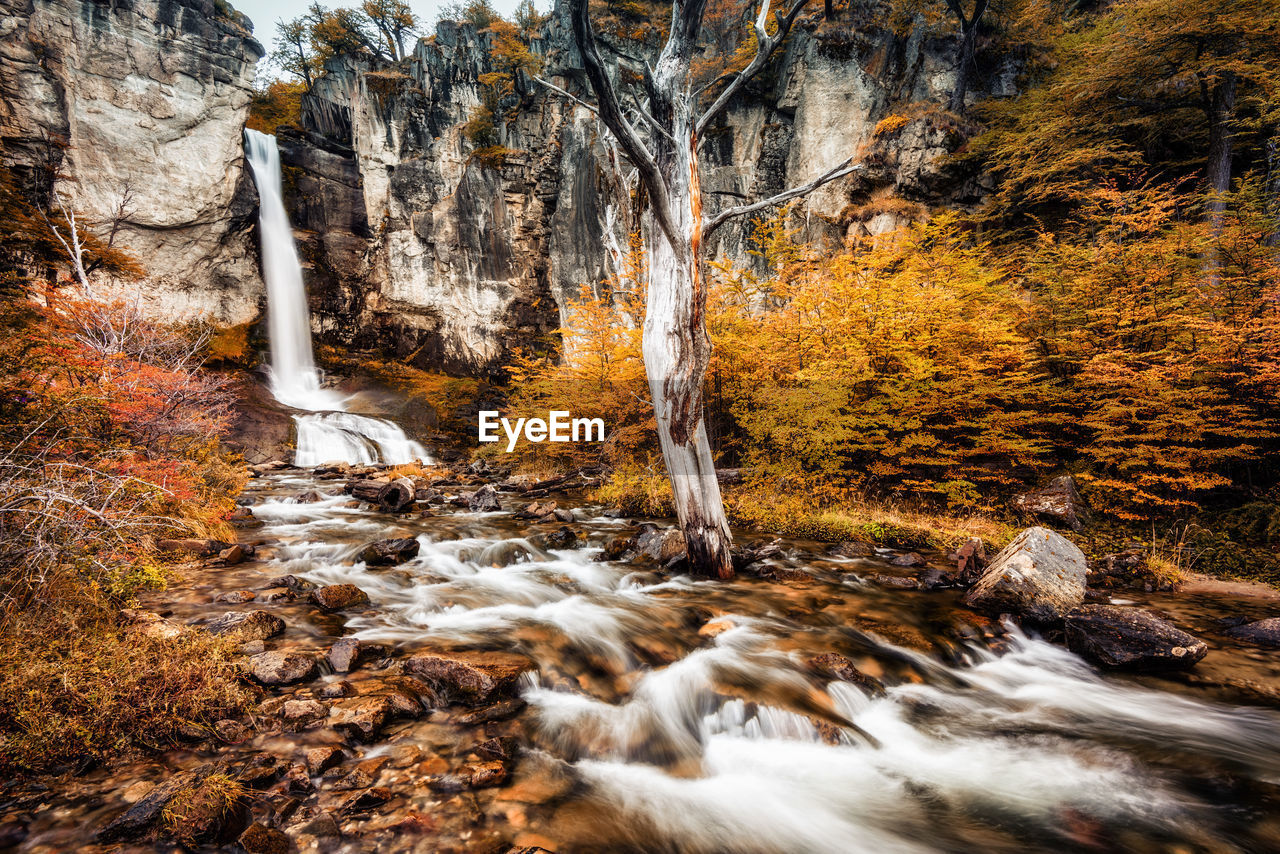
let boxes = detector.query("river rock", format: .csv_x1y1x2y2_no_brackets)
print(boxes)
213,589,256,604
1225,617,1280,648
533,526,582,550
207,610,285,641
305,746,346,775
469,484,502,512
328,637,386,672
96,763,232,843
330,695,394,741
827,541,874,558
280,699,329,728
1065,605,1208,669
890,552,926,567
950,537,987,585
635,525,687,563
404,650,535,705
1013,475,1088,531
238,823,290,854
310,584,370,611
963,526,1087,619
339,787,392,815
248,652,317,685
357,537,421,566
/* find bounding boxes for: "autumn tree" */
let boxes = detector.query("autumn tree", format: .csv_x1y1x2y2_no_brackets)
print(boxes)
540,0,860,578
361,0,417,61
976,0,1280,228
271,16,318,88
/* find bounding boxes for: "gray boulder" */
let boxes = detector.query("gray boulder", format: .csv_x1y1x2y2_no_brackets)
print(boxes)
1225,617,1280,648
963,526,1087,618
1066,605,1208,669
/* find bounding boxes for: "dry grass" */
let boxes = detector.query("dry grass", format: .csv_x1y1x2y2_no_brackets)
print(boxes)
591,468,1015,552
161,772,247,844
0,614,252,774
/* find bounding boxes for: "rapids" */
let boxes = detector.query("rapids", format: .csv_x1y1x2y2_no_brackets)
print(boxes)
156,471,1280,851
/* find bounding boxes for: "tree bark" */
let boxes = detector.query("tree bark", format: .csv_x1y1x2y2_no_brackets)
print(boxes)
945,0,988,114
1204,71,1238,227
643,142,734,579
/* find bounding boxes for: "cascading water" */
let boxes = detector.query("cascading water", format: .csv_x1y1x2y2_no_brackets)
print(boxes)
243,129,428,467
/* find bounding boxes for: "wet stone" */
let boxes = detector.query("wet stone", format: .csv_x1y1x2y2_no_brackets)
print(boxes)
330,695,393,741
357,537,420,566
280,699,329,728
404,649,535,706
1065,605,1208,669
213,589,256,604
208,610,285,641
1225,617,1280,648
319,680,355,699
305,746,346,775
248,651,317,685
310,583,370,612
238,822,290,854
339,786,392,815
890,552,926,567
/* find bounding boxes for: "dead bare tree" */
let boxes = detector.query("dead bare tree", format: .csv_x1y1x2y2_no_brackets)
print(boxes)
544,0,861,578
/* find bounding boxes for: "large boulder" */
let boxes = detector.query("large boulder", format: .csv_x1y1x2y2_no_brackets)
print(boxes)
356,538,420,567
310,584,370,612
1012,475,1088,531
1225,617,1280,648
963,526,1087,619
1065,605,1208,669
404,650,534,706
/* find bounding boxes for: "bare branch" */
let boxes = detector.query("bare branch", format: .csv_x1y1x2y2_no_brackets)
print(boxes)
533,76,600,116
701,158,863,242
568,0,681,249
695,0,810,138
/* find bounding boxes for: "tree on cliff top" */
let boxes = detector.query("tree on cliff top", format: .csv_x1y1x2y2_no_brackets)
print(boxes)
541,0,860,578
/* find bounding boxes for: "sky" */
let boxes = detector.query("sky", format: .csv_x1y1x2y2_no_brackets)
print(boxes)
235,0,543,78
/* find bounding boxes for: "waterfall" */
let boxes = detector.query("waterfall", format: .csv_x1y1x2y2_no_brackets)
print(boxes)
243,129,428,468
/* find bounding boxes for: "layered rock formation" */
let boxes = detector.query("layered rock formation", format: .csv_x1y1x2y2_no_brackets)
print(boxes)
1,0,1001,378
280,2,997,375
0,0,264,322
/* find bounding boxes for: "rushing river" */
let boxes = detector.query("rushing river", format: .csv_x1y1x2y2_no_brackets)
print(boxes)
53,468,1268,853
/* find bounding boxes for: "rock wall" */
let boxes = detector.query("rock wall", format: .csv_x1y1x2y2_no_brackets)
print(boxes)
0,0,264,322
282,3,994,376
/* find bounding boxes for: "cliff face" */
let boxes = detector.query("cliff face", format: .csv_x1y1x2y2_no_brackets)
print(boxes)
283,5,996,375
0,0,264,322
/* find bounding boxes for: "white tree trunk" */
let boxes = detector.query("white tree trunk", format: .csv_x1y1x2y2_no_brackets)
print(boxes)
643,107,734,578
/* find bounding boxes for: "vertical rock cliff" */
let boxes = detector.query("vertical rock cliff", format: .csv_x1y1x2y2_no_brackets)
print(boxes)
0,0,264,321
280,3,995,376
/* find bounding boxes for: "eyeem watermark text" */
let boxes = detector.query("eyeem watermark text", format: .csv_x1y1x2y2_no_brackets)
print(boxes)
478,411,605,452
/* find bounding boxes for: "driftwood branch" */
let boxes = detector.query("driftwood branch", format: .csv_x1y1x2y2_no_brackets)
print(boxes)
695,0,810,137
702,158,862,241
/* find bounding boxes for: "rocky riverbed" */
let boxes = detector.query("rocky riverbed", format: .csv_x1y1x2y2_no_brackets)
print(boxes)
4,462,1280,853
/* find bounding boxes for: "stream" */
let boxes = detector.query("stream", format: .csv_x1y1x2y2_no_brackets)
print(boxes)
13,465,1279,853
